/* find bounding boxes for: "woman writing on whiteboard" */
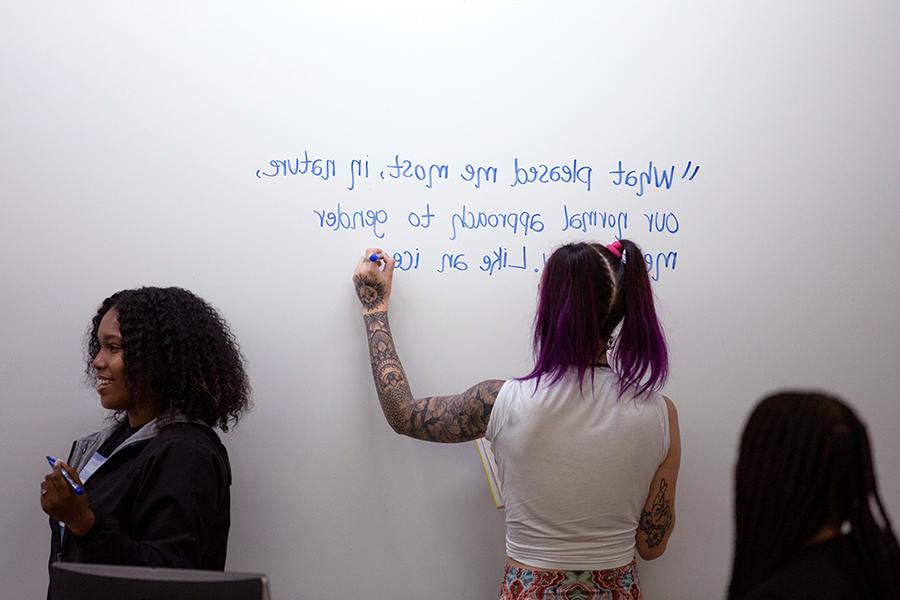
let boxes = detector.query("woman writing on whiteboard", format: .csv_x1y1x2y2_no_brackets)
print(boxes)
353,241,680,599
40,287,251,570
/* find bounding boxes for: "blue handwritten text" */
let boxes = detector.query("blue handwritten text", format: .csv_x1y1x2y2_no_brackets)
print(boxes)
312,203,388,239
510,158,592,192
256,151,336,181
450,206,544,241
562,206,628,239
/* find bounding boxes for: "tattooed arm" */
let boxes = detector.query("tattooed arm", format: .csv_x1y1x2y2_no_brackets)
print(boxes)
636,396,681,560
353,248,504,443
362,310,503,441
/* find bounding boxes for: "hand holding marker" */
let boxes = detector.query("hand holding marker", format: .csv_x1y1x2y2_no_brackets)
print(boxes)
46,456,84,495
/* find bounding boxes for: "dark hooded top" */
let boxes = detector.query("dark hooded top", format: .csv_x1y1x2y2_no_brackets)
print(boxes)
48,418,231,570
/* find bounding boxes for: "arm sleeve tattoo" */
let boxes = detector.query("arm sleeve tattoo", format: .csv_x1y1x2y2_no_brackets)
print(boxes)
362,310,503,443
638,478,673,548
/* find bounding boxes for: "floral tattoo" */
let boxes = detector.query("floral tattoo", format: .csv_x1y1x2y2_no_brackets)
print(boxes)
354,275,386,310
638,478,673,548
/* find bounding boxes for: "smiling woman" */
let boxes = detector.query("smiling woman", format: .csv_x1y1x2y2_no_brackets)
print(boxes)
39,287,252,580
92,310,133,416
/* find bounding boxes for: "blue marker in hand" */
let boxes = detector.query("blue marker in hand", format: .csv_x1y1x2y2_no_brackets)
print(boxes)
369,253,381,262
46,456,84,496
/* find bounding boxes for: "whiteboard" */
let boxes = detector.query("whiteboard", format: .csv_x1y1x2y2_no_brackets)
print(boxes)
2,2,899,598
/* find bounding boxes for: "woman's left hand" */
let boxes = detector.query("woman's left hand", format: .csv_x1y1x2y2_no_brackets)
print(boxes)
40,462,96,536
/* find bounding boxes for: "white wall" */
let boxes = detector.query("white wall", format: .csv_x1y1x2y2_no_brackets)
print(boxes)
2,2,898,598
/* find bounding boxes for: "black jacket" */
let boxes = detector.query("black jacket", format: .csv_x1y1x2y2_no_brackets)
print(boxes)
743,537,864,600
48,418,231,570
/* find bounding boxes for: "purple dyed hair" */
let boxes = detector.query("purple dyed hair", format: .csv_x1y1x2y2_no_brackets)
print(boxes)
522,240,668,396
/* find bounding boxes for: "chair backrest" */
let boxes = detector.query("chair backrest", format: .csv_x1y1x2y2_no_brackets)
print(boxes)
49,563,271,600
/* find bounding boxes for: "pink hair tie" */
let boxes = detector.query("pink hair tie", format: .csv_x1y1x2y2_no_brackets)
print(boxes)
606,240,623,258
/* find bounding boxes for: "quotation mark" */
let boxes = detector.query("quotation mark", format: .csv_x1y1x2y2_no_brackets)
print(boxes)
681,161,700,181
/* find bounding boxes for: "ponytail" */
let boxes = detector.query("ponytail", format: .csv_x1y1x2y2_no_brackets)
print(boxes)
613,239,668,396
522,240,668,396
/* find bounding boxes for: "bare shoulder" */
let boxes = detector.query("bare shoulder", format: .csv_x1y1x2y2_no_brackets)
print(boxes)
662,394,678,418
660,395,681,466
662,395,680,436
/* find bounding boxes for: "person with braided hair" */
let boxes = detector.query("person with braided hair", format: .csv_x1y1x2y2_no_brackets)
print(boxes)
729,392,900,599
353,240,680,600
40,287,251,572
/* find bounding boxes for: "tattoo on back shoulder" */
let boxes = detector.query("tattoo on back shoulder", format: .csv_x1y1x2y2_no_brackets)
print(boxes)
638,478,673,548
354,275,385,309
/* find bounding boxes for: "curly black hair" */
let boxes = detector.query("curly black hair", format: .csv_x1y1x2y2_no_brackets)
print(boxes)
86,287,251,431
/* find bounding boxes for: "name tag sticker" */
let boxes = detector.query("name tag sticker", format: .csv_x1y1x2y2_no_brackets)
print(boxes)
79,452,107,484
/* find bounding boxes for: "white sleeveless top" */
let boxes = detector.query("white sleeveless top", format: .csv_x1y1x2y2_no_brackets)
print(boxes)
484,368,669,570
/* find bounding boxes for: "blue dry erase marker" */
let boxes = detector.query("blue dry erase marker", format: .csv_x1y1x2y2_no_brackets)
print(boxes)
369,253,380,262
46,456,84,496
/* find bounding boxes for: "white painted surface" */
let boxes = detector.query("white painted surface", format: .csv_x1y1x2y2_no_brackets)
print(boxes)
2,2,898,598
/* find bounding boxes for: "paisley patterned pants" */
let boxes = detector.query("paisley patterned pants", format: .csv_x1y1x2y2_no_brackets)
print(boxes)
499,560,642,600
